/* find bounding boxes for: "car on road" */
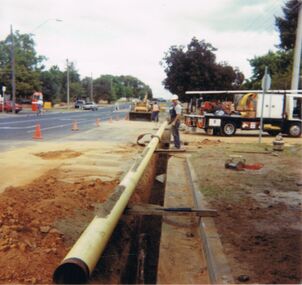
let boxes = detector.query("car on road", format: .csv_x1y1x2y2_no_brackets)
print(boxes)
82,102,98,111
74,100,86,109
0,101,23,113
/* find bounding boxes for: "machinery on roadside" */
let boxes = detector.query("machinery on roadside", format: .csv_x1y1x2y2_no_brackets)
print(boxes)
129,94,152,121
184,90,302,137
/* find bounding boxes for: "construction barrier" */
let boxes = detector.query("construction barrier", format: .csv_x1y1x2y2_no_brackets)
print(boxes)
33,124,43,139
71,121,79,131
96,118,101,127
44,102,52,109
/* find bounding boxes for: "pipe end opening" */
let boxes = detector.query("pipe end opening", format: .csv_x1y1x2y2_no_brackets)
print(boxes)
53,258,89,284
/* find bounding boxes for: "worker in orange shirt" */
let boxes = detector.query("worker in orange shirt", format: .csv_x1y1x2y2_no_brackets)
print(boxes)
151,101,160,122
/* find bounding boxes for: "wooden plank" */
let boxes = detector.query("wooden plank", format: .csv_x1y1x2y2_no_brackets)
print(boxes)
125,203,217,217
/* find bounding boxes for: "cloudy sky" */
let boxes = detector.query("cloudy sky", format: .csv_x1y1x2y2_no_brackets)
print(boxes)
1,0,284,98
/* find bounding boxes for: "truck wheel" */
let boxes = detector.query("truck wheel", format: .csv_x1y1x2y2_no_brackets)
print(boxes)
222,122,236,136
289,124,301,137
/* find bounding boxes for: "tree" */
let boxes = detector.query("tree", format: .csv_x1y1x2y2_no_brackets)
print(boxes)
60,62,83,102
81,77,92,98
93,76,115,103
247,0,299,89
245,50,293,89
275,0,301,50
161,37,244,102
40,66,64,102
0,31,45,98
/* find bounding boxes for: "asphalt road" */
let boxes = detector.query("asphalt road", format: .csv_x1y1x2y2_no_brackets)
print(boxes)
0,104,130,147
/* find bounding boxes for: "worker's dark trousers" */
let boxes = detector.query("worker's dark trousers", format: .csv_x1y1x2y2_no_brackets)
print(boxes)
172,121,181,148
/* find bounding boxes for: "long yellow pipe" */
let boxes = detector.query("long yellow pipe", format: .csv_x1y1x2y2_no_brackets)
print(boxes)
53,121,168,284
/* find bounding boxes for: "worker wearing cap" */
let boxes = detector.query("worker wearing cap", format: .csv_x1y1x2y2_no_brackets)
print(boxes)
169,95,182,149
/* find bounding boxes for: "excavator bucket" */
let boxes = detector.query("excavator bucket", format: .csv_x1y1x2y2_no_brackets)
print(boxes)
129,112,152,121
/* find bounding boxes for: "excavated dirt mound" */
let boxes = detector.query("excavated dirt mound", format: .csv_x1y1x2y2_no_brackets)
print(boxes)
0,169,118,284
33,149,82,160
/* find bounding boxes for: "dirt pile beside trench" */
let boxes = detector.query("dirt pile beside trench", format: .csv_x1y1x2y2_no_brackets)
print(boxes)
0,169,118,284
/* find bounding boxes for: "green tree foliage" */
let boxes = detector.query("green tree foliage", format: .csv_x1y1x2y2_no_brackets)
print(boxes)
247,0,299,89
0,31,45,98
40,66,64,102
245,50,293,89
90,75,152,103
275,0,300,50
161,37,244,101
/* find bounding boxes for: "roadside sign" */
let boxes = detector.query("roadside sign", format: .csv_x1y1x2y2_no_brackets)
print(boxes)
261,73,271,90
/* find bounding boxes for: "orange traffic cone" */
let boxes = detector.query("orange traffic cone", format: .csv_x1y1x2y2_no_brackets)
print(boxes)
124,113,129,120
96,118,101,127
33,124,43,139
71,120,79,131
109,117,113,123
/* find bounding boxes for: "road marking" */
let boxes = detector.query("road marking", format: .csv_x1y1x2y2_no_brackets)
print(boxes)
25,117,113,133
0,125,36,130
0,112,112,126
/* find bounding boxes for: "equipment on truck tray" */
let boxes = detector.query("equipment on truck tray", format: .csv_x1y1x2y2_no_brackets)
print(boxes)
184,90,302,137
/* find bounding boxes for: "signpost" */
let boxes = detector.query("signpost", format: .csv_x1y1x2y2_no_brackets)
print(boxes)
259,66,271,143
1,86,6,113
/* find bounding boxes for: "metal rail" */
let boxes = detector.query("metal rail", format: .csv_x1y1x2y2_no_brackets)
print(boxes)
53,121,168,284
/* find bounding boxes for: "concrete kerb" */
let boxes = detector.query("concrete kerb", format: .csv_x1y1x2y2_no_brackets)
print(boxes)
185,157,234,284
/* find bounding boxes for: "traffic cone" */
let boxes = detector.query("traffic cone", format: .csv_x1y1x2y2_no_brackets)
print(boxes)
109,117,113,123
33,124,43,139
71,120,79,131
124,113,129,120
96,118,101,127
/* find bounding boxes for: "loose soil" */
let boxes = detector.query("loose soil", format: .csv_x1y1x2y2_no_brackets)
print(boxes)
188,134,302,284
0,169,118,283
33,149,82,160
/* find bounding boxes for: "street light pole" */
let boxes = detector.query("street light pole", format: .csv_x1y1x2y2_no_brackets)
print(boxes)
66,59,70,110
10,25,16,114
90,73,93,102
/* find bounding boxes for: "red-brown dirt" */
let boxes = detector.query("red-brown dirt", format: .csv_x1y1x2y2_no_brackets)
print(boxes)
0,169,118,284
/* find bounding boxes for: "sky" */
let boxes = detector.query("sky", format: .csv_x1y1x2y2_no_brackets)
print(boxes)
1,0,285,99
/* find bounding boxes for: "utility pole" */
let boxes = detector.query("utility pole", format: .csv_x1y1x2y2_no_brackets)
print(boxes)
291,0,302,90
259,66,271,143
90,73,93,102
66,59,70,110
10,25,16,113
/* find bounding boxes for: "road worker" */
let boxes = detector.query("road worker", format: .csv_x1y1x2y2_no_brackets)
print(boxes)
151,101,160,122
169,95,182,149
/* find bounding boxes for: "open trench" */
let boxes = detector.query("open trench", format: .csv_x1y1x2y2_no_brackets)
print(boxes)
87,131,170,284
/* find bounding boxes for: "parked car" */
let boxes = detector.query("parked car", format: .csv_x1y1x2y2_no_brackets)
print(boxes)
0,101,23,113
82,102,98,111
74,99,86,109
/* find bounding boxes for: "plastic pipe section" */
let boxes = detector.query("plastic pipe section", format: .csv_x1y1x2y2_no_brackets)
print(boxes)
53,121,168,284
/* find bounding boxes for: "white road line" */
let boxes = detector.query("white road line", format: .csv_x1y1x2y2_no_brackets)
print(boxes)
0,111,112,126
0,125,36,130
25,118,108,133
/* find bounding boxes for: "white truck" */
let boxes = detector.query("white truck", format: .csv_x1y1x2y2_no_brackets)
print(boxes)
184,90,302,137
